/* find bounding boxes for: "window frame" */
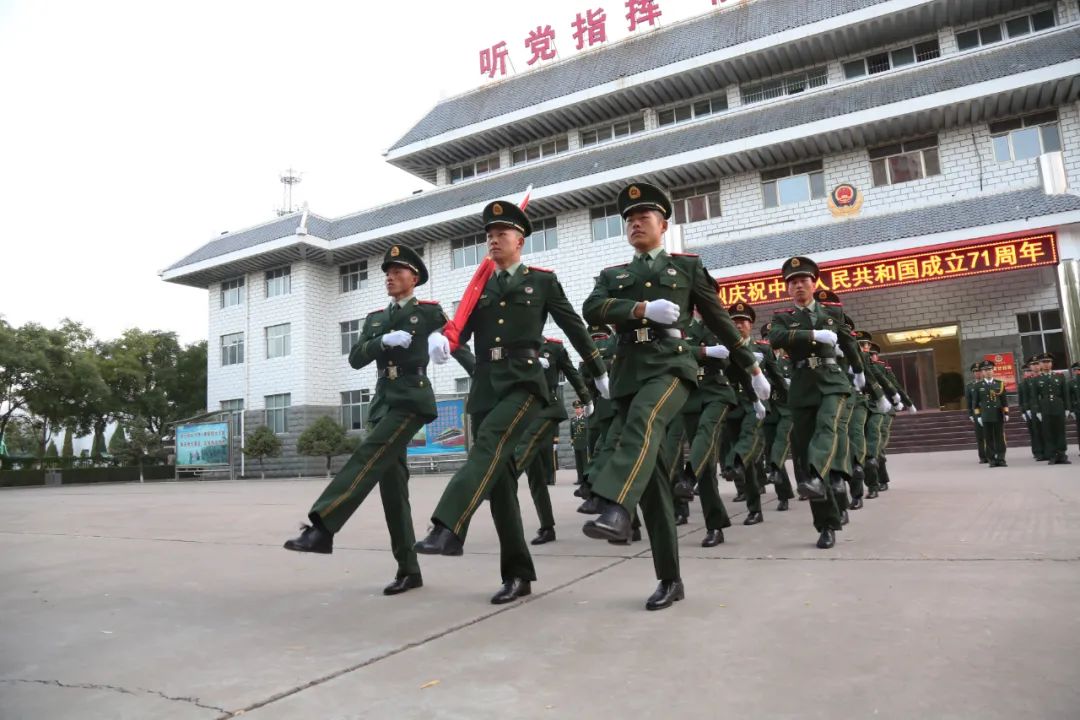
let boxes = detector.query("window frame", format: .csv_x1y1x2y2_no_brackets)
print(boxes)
842,38,940,80
590,204,623,242
740,67,827,105
264,266,291,298
340,319,361,355
340,389,372,431
989,111,1061,163
265,323,291,359
451,233,486,270
868,136,941,187
523,217,558,255
220,332,244,367
339,260,368,293
1017,310,1065,368
220,399,244,437
955,8,1056,51
671,183,722,225
219,277,245,309
511,135,569,166
264,393,291,434
580,114,646,148
449,155,501,184
657,93,728,128
760,161,826,209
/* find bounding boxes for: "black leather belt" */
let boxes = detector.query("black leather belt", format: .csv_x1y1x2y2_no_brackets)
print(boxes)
617,328,685,344
378,366,426,379
480,347,539,363
794,357,837,369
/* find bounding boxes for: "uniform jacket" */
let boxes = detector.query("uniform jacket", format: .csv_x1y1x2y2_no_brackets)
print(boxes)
683,317,741,414
973,378,1009,422
583,250,757,400
1034,372,1071,416
579,335,617,420
536,338,591,421
768,300,865,409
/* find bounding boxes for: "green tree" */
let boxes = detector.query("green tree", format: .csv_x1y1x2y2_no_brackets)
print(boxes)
125,422,162,482
108,421,129,459
45,439,59,458
297,415,356,477
244,425,282,479
61,428,74,468
0,320,52,442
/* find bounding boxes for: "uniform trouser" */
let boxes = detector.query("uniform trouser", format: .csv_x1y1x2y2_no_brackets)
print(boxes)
310,408,427,577
586,416,613,469
864,412,887,491
432,388,540,582
769,410,796,501
659,419,688,518
591,376,691,581
515,417,559,530
982,420,1006,463
973,419,987,461
847,403,869,499
573,448,589,484
684,401,733,531
1040,414,1067,457
724,407,766,514
1075,416,1080,453
791,394,848,532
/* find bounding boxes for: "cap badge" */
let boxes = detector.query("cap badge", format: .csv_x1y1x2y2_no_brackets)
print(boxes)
791,258,801,267
492,203,503,216
628,186,641,200
390,246,400,257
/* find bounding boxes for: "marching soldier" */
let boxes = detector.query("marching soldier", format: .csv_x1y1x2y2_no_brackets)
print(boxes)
768,257,867,549
283,245,474,596
581,181,767,610
869,344,914,490
966,362,988,464
973,360,1009,467
574,324,616,505
837,312,886,512
761,324,796,510
517,336,592,545
856,332,895,498
416,199,608,604
1071,363,1080,455
570,404,590,485
1033,352,1072,465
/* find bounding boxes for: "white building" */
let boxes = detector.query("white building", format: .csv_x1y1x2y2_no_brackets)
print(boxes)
163,0,1080,474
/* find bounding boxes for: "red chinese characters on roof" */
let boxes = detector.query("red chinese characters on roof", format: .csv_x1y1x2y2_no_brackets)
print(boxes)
524,25,557,65
571,8,607,50
625,0,662,32
479,41,509,78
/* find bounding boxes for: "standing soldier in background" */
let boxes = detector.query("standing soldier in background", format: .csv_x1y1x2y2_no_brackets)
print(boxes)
282,245,474,596
570,403,590,485
973,359,1009,467
1033,352,1072,465
966,362,988,464
1020,358,1046,460
517,336,593,545
582,181,767,610
416,199,608,605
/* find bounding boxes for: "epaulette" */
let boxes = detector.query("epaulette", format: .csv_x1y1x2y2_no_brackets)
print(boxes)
783,308,797,314
604,263,629,270
820,301,843,307
545,337,563,344
418,299,440,305
670,252,699,257
528,265,553,273
367,307,386,315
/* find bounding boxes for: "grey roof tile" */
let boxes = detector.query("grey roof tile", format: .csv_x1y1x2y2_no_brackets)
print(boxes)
696,188,1080,271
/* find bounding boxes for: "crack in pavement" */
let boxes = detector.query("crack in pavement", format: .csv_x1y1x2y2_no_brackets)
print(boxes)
1,678,228,714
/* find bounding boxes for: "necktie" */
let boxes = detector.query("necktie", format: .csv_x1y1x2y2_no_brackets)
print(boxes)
388,303,398,320
496,270,508,289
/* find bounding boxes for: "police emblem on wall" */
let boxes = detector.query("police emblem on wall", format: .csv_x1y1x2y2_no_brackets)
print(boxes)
828,183,863,217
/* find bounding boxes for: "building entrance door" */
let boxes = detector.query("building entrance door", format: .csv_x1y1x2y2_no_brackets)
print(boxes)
879,349,936,410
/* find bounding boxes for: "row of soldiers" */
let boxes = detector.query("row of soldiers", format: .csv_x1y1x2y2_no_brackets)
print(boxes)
282,181,916,611
967,355,1077,466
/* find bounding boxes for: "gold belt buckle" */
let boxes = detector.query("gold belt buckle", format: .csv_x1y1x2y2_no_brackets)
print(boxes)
386,366,399,380
808,357,821,369
490,347,504,361
634,328,651,343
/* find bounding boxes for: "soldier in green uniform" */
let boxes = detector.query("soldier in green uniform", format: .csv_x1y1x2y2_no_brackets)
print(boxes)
871,346,914,489
415,200,607,605
966,362,988,464
1033,352,1072,465
574,325,616,501
283,245,474,596
1070,362,1080,455
768,257,867,549
570,403,590,485
761,325,796,510
836,313,887,512
1020,358,1046,460
856,332,896,498
517,336,592,545
581,182,767,610
973,360,1009,466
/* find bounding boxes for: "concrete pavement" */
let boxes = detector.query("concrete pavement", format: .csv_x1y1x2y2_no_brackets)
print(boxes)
1,450,1079,719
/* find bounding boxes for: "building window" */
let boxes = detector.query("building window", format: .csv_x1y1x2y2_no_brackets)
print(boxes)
740,67,827,105
220,277,245,308
450,155,500,184
761,161,825,209
512,136,569,166
265,393,290,434
455,378,471,394
220,399,243,437
1018,310,1066,368
340,320,361,355
220,332,244,366
990,111,1061,163
842,39,940,80
869,136,941,187
590,204,623,242
339,261,368,293
956,9,1055,51
266,323,291,359
524,218,558,255
341,389,371,431
264,266,291,297
657,94,728,127
580,115,646,148
451,233,485,270
672,184,721,224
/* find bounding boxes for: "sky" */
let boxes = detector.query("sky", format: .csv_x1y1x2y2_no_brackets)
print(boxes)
0,0,726,344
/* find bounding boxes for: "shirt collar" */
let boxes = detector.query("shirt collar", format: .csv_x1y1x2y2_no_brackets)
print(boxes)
637,246,665,262
498,262,521,277
391,295,415,309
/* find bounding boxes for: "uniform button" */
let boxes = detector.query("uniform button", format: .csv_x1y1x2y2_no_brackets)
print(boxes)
498,319,504,324
495,337,501,342
500,301,506,306
645,282,652,288
642,319,649,325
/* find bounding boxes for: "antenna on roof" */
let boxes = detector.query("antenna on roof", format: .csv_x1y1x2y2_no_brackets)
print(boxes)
276,167,303,216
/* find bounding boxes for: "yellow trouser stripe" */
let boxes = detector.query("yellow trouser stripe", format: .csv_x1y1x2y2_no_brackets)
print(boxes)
820,396,848,476
323,414,415,518
616,377,681,505
518,419,555,469
455,396,535,536
694,404,730,479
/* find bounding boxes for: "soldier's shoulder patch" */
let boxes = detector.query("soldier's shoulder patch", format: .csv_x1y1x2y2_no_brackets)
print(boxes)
820,301,842,307
367,307,385,315
604,263,629,270
545,337,563,344
528,265,553,273
417,299,440,306
669,252,699,257
782,308,797,315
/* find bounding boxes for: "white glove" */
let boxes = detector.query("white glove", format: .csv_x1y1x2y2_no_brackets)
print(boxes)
539,357,550,369
812,329,837,345
977,417,984,427
585,402,594,417
753,351,764,362
382,330,413,348
894,402,904,412
891,393,902,404
753,400,767,420
751,370,771,401
907,404,917,415
594,373,611,400
853,372,866,390
877,397,893,414
427,332,450,364
1023,411,1031,421
783,377,791,388
642,299,680,324
704,345,729,360
1002,412,1008,423
1037,412,1043,421
1068,411,1075,419
969,416,975,424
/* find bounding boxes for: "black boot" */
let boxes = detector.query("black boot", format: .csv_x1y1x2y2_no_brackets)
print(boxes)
701,529,724,547
796,472,826,500
491,578,531,604
743,511,763,525
849,496,864,510
583,499,632,542
531,527,556,545
816,528,836,549
414,523,464,556
383,573,423,596
673,462,695,501
645,579,685,611
776,498,789,511
283,517,333,554
577,495,602,514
